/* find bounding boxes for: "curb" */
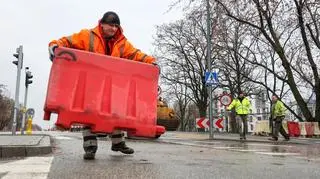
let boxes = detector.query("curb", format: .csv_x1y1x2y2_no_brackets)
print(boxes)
156,137,311,147
202,137,310,145
159,133,315,145
0,135,53,158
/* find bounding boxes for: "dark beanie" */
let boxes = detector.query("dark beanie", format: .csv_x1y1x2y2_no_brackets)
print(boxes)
101,11,120,25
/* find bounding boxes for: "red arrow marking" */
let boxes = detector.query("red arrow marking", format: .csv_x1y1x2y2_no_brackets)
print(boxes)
206,120,210,127
215,118,223,128
197,118,205,128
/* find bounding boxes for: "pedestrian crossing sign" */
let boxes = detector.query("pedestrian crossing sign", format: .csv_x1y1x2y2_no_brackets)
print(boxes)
205,72,218,86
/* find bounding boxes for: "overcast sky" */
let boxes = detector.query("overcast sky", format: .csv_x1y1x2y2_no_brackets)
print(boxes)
0,0,183,129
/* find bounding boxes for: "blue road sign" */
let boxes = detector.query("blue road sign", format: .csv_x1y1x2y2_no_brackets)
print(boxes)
205,72,218,86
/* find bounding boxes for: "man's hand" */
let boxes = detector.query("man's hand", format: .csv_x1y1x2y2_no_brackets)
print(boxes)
48,44,58,61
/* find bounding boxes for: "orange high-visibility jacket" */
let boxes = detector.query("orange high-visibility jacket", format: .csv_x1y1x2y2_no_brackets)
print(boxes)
49,24,155,64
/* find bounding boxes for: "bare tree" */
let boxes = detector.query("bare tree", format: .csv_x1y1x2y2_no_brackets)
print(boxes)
215,14,260,131
167,81,191,131
154,6,216,120
0,85,14,130
215,0,320,122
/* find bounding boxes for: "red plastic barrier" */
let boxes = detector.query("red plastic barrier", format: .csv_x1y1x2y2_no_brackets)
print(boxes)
43,47,165,138
287,121,300,137
305,122,315,137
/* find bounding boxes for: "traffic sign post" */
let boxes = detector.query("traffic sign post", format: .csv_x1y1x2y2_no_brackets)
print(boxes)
219,94,232,106
196,118,210,128
219,93,231,132
205,72,219,86
196,117,223,129
213,118,223,129
204,71,219,139
26,108,35,118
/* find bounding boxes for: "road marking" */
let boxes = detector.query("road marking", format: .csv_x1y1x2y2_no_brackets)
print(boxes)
55,136,73,140
213,146,243,149
246,143,292,147
194,141,222,145
0,156,53,179
255,152,300,156
230,149,267,152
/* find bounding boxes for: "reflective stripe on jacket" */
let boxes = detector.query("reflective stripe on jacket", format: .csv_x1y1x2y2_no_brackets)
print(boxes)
272,100,286,118
49,24,155,64
227,97,251,115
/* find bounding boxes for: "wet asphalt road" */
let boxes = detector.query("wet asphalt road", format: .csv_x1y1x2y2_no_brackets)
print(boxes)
47,132,320,179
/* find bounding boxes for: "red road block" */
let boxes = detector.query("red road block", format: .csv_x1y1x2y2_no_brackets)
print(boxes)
304,122,315,137
43,47,165,138
287,121,300,137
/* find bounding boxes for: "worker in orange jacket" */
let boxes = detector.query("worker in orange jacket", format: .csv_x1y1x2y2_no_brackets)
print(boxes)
48,11,157,160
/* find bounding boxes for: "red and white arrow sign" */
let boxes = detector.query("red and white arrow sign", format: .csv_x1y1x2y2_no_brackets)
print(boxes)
196,117,210,128
196,118,224,129
214,118,223,128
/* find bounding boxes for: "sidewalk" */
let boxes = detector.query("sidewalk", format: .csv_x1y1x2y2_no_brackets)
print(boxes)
162,131,320,145
0,132,52,158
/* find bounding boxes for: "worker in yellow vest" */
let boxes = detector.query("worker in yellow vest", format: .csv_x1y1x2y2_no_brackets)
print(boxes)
228,92,252,140
268,95,290,141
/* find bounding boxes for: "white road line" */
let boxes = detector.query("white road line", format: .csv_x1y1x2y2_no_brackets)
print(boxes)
0,156,54,179
213,146,243,149
230,149,267,152
255,152,300,156
246,143,292,147
55,136,73,140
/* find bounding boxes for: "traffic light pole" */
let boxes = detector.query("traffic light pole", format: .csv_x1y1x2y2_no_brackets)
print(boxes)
12,45,23,135
21,74,29,135
21,67,33,134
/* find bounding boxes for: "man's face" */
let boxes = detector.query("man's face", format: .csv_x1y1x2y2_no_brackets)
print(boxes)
101,23,118,38
272,95,277,102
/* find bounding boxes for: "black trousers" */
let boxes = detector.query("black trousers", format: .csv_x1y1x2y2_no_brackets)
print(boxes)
236,114,248,138
82,128,124,153
273,116,289,139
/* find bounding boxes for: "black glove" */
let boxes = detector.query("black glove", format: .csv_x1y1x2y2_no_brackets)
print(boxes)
48,44,58,61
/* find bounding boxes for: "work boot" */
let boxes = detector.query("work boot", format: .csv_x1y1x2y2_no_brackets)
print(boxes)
83,151,95,160
283,137,290,141
111,141,134,154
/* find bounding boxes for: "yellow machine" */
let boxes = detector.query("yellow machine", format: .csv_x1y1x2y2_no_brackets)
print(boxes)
127,87,179,139
156,97,179,132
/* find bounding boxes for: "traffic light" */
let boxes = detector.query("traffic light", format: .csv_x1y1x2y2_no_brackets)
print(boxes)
25,71,33,87
12,46,23,69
